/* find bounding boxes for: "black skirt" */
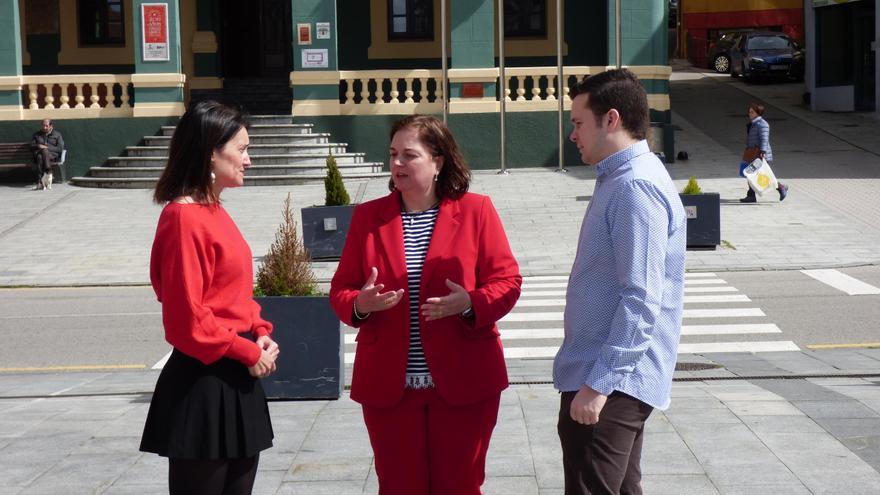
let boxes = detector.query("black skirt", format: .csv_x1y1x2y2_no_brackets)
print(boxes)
140,348,274,460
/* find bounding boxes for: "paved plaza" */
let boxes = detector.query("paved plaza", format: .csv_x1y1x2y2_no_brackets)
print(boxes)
2,63,880,493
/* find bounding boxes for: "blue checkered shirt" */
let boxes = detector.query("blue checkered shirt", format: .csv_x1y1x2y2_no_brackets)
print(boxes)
553,140,686,410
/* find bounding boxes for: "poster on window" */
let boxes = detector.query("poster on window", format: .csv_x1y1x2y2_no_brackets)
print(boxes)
142,3,169,61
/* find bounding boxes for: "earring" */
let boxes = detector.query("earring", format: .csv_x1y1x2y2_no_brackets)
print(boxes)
210,171,216,183
433,174,439,182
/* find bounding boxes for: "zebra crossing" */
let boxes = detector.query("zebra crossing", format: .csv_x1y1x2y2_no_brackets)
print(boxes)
342,272,799,364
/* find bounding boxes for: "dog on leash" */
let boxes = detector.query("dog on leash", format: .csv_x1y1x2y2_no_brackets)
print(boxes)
40,172,53,190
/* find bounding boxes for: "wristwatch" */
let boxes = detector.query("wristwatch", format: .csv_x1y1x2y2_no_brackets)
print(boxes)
460,305,474,318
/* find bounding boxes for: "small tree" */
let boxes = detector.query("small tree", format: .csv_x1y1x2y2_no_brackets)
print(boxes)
681,176,703,195
255,193,317,296
324,150,351,206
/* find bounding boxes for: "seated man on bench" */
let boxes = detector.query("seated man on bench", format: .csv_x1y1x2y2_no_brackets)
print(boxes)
31,119,64,190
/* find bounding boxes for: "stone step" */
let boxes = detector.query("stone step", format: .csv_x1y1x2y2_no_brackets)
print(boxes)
106,153,368,168
125,143,349,157
248,124,317,135
248,115,298,125
159,120,307,135
70,171,390,189
88,163,384,178
143,133,331,146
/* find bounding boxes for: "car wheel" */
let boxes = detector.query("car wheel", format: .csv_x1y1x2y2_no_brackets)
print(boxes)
713,54,730,73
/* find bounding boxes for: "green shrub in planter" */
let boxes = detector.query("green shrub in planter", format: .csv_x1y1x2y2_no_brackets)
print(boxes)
678,177,720,250
324,151,350,206
255,193,341,399
681,176,702,195
255,193,317,297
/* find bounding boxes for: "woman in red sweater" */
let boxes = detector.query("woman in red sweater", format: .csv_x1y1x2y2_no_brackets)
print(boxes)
140,101,279,495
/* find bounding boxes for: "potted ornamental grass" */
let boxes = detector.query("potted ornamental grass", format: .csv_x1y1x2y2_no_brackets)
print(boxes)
679,176,720,250
300,150,355,260
255,193,343,400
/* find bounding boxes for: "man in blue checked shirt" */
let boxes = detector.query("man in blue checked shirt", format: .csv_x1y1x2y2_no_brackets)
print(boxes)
553,69,686,495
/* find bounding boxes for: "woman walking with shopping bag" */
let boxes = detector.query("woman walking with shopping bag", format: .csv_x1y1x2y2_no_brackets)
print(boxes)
740,102,789,203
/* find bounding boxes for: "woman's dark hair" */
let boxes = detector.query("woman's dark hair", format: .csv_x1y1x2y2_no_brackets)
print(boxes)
748,102,765,116
570,68,649,140
388,115,470,200
153,100,249,204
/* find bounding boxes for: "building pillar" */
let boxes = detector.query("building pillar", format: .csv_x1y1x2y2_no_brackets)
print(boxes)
607,0,670,124
132,0,185,116
448,0,497,113
0,0,23,119
607,0,666,66
290,0,339,116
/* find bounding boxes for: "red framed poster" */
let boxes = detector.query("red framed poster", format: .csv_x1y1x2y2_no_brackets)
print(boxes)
142,3,169,61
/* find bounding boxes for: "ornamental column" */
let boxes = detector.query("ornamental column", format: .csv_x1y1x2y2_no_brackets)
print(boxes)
132,0,185,116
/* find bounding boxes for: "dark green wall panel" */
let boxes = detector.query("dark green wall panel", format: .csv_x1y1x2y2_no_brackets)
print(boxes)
0,91,20,106
0,117,177,182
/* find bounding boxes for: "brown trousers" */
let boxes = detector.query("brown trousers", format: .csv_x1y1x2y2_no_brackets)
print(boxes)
557,391,653,495
33,148,54,177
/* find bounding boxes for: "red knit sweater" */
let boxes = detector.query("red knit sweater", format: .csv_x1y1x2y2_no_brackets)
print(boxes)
150,202,272,366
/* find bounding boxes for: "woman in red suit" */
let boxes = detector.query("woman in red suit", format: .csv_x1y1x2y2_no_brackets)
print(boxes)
330,115,522,494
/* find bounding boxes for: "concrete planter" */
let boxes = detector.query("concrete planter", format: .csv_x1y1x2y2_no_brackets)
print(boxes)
255,296,343,400
301,205,355,260
680,193,720,250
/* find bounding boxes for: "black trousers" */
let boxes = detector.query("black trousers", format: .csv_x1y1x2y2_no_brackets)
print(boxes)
558,391,653,495
168,455,259,495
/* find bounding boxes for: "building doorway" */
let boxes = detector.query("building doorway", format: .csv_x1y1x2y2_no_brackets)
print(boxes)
221,0,291,78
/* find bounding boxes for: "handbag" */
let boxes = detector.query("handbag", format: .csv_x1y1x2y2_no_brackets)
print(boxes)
743,158,778,196
742,146,761,163
739,161,749,177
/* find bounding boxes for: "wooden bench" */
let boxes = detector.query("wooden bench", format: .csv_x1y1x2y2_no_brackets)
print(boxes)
0,142,67,182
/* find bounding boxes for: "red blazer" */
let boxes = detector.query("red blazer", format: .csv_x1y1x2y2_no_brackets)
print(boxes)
330,191,522,408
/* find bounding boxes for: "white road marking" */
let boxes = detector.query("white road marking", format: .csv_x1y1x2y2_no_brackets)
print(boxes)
523,275,569,282
520,290,566,297
678,341,799,353
681,323,781,335
521,282,567,289
152,351,172,370
515,299,565,307
501,312,562,322
684,279,727,285
683,295,751,303
684,308,765,318
343,339,800,363
685,286,738,293
801,269,880,295
344,323,784,344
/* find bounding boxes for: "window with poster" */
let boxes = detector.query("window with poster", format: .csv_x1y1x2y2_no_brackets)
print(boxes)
78,0,125,46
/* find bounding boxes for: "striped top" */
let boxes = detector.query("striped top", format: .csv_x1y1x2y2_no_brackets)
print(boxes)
402,205,440,389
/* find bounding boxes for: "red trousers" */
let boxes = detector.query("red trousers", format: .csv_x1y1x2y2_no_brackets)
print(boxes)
362,387,501,495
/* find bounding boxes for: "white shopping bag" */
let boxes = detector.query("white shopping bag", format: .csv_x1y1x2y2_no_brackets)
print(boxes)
742,158,778,196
